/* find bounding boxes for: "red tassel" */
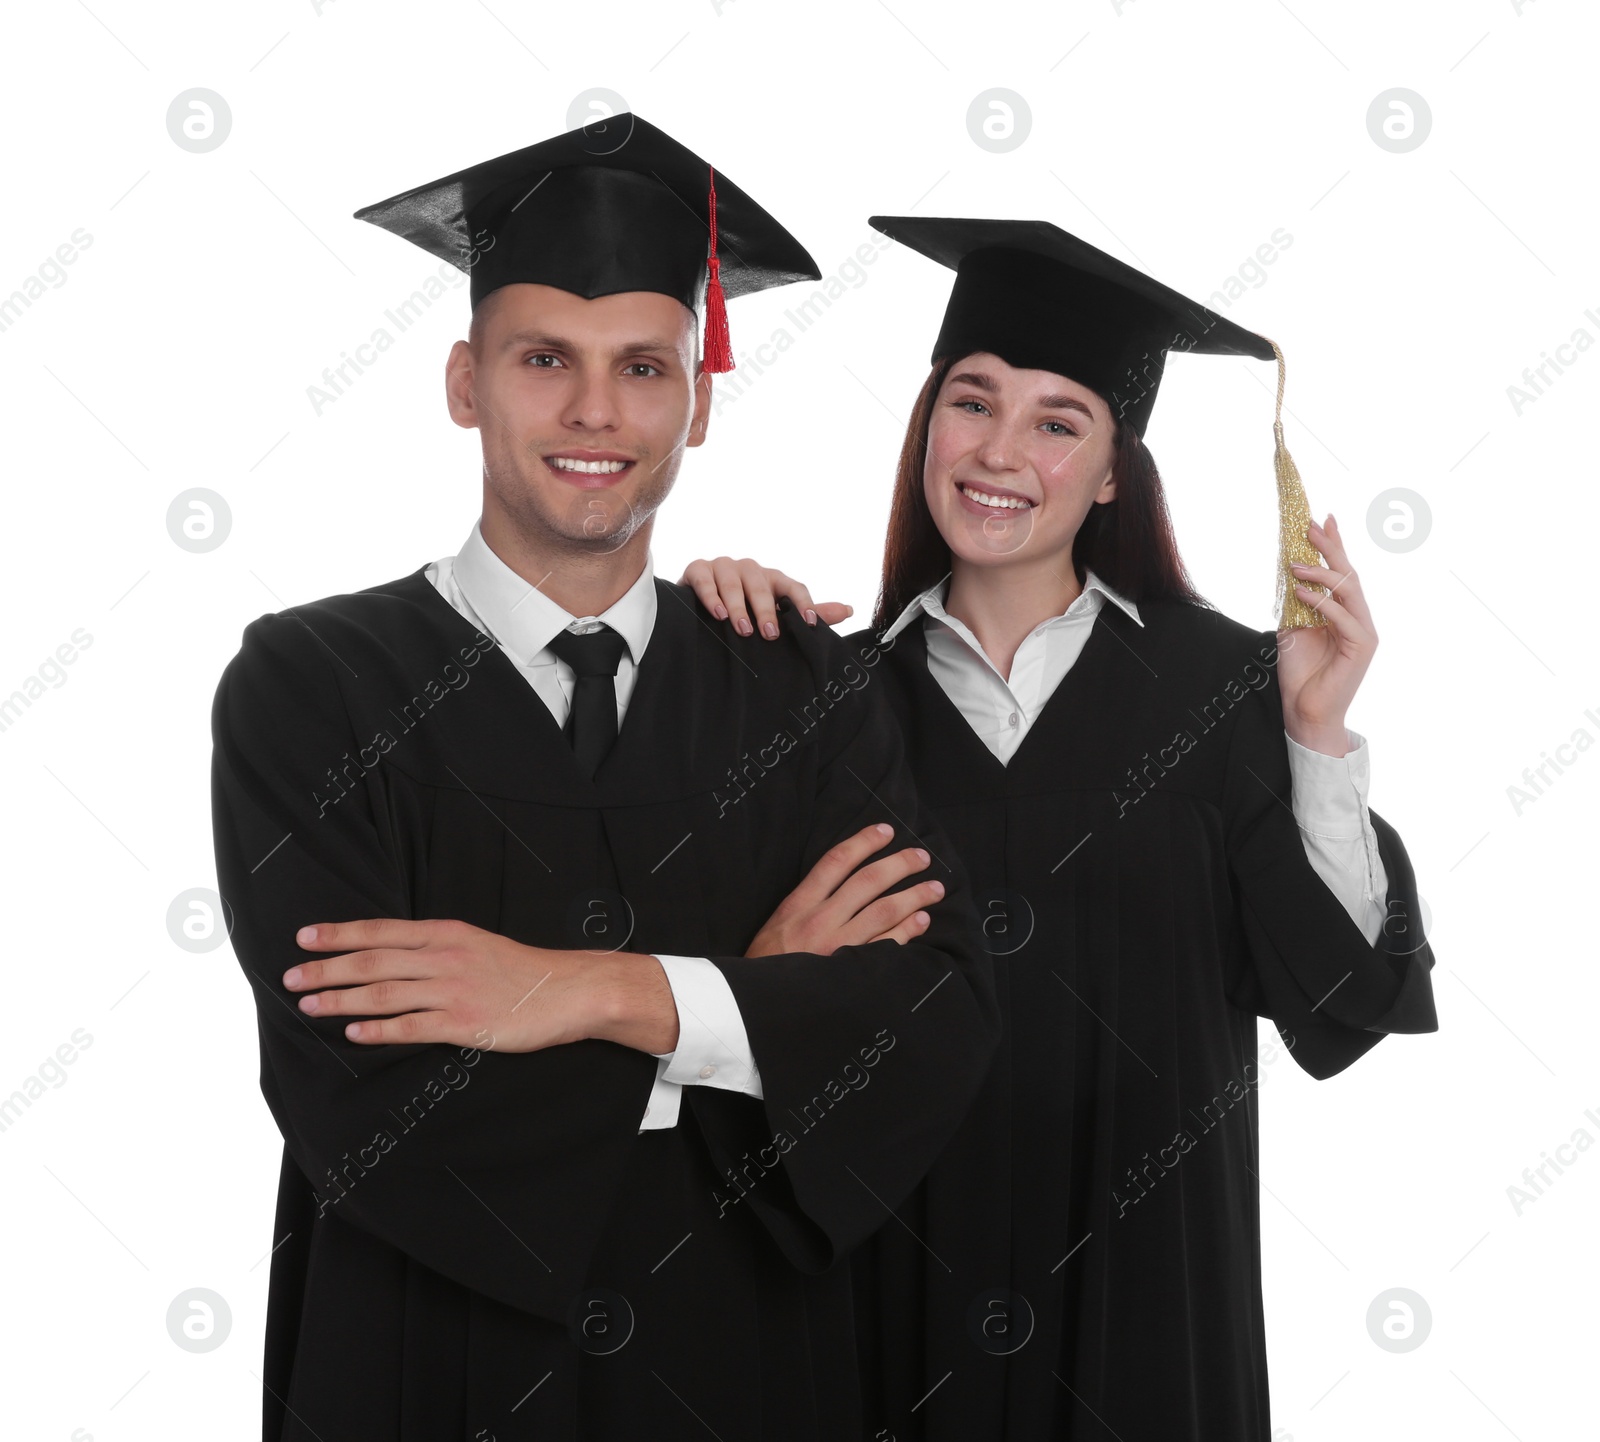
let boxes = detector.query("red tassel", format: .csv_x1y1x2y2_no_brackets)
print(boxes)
703,167,734,373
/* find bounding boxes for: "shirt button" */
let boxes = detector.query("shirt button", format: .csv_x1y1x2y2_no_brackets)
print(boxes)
698,1064,717,1079
1008,711,1020,728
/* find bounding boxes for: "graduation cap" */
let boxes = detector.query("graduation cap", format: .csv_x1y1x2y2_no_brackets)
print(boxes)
354,113,821,373
867,216,1326,630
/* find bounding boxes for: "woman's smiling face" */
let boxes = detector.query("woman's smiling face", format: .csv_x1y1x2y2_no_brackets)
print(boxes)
922,351,1119,570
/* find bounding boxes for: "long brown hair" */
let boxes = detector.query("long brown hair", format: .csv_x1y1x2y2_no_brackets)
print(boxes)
873,355,1210,630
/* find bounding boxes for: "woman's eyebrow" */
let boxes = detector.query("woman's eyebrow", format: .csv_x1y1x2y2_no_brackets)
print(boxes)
1038,394,1095,419
949,370,1094,420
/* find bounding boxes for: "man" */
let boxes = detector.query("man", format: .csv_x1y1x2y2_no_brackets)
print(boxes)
211,114,998,1441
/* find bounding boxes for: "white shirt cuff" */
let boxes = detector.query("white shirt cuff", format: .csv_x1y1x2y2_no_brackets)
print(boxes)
637,955,764,1131
1284,728,1389,944
638,1058,683,1132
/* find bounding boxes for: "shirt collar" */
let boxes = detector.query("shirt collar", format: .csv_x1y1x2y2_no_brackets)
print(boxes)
878,566,1143,646
450,519,657,669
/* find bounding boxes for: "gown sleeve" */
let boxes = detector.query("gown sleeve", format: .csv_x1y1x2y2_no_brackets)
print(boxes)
695,609,1002,1273
1221,630,1438,1080
212,612,657,1324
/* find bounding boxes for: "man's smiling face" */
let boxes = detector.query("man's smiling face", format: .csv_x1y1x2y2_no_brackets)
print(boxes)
447,282,712,555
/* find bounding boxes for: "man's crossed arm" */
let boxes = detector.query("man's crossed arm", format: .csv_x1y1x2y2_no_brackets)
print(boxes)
282,823,942,1054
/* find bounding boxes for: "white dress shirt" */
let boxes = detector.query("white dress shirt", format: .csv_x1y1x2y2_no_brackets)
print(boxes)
426,522,762,1131
878,571,1389,943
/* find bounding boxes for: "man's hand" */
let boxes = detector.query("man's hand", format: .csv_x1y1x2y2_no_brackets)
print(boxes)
746,823,943,958
283,918,679,1054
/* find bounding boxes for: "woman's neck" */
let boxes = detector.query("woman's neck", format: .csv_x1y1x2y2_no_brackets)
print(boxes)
944,552,1082,681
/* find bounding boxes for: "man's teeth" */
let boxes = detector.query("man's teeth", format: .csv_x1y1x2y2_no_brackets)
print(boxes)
549,457,630,474
960,483,1032,510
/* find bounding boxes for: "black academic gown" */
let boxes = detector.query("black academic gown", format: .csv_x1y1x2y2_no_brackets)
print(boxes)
846,597,1437,1441
209,569,998,1442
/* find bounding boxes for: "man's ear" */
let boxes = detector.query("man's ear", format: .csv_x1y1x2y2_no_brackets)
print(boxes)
444,339,480,431
687,367,713,448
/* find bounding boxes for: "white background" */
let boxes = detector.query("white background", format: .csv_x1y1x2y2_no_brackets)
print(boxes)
0,1,1594,1437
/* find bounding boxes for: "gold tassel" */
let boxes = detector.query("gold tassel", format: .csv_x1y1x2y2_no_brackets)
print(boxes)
1267,338,1328,631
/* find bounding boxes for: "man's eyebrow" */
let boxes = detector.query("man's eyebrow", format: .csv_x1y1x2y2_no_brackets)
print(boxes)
499,329,567,352
499,329,684,357
948,370,1095,420
614,338,684,357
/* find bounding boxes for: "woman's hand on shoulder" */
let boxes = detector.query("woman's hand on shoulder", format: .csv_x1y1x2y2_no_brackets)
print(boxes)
1277,514,1378,756
679,556,853,639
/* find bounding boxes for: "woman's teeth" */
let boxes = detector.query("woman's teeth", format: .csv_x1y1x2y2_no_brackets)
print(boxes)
960,483,1031,510
549,457,630,474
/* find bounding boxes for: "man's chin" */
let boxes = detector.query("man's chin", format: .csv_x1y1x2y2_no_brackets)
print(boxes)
486,458,672,555
531,497,645,556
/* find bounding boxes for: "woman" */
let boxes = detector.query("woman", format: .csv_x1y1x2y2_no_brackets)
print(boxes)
680,217,1437,1439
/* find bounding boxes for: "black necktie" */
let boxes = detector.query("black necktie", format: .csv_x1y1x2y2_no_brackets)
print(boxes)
546,624,629,778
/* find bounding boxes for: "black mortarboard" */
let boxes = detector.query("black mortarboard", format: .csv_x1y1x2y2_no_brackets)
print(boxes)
868,215,1327,629
354,113,821,372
